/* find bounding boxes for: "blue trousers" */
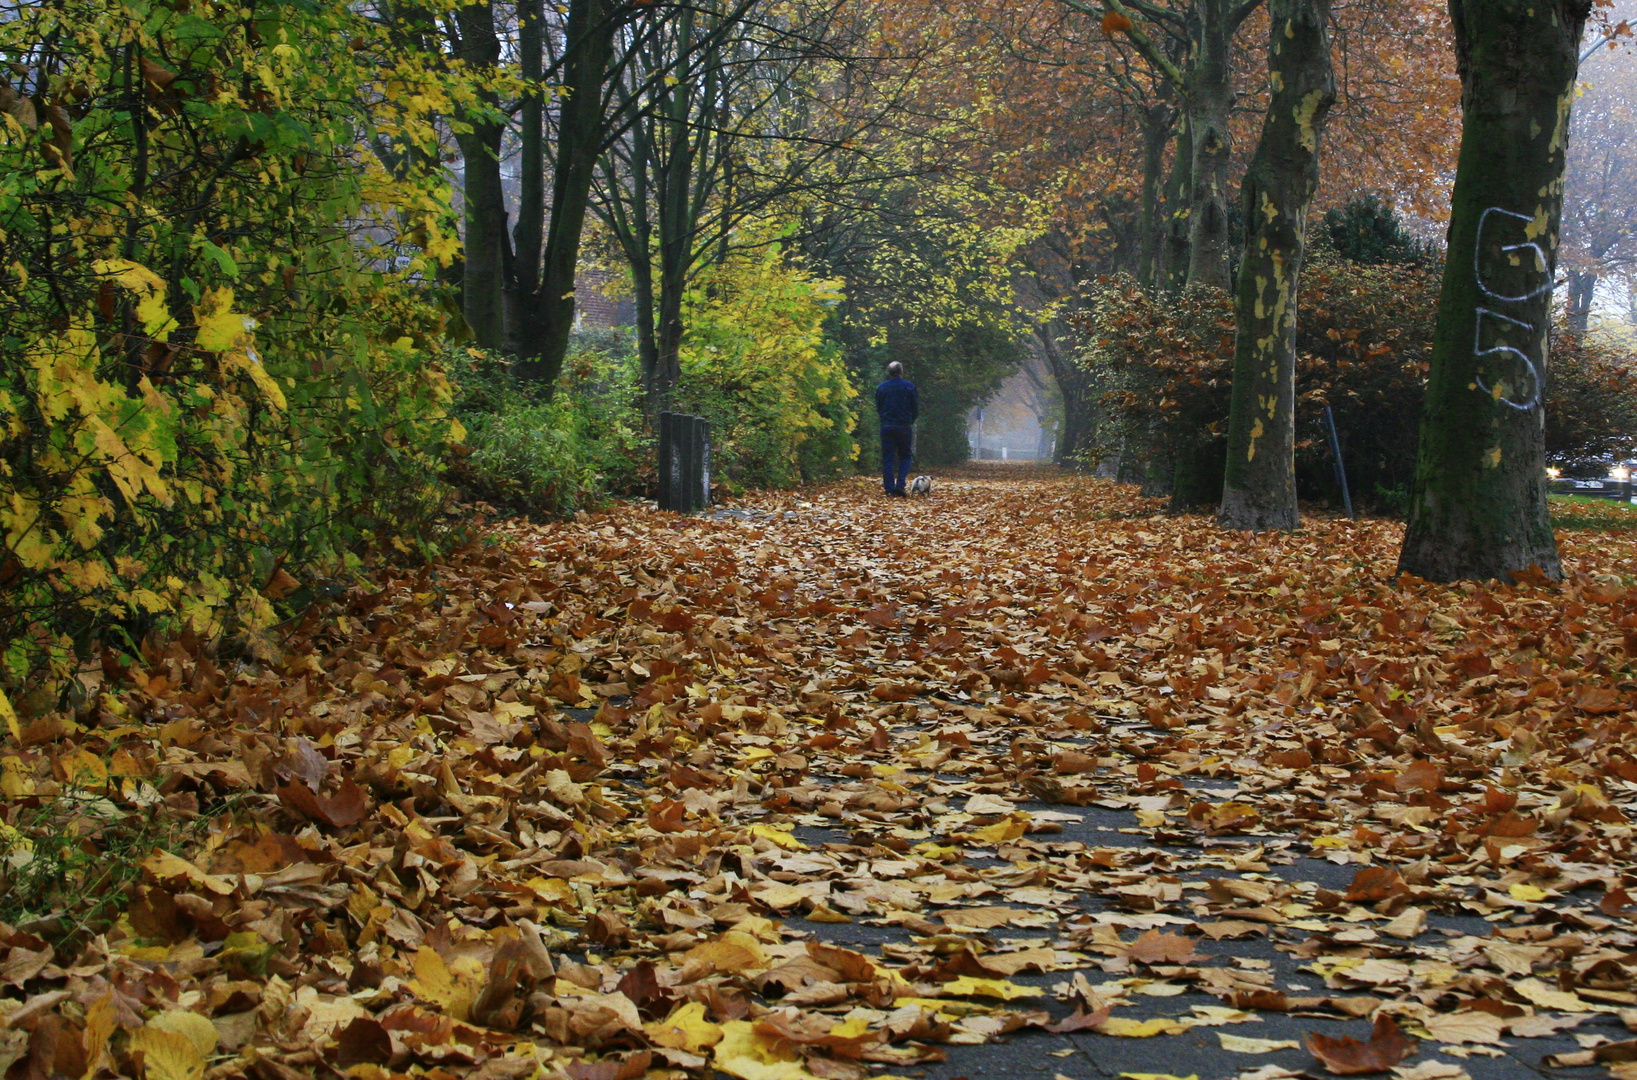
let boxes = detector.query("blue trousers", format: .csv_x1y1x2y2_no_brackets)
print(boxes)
881,425,913,493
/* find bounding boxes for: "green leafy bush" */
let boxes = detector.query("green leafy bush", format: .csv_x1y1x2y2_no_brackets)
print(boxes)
671,245,857,488
0,0,462,686
1321,194,1438,265
451,341,646,516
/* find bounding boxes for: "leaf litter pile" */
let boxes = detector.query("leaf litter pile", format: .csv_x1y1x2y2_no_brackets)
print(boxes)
6,471,1637,1080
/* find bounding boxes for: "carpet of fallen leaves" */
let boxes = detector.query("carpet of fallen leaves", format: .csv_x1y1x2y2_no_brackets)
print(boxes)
5,468,1637,1080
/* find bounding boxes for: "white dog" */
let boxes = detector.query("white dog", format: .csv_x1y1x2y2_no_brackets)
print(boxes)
908,475,932,495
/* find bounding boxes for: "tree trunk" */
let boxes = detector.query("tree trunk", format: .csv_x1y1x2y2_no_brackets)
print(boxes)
1397,0,1589,583
1055,367,1093,468
1160,119,1193,291
1566,267,1596,333
453,0,508,351
513,0,618,387
1183,0,1236,290
1217,0,1335,531
1137,102,1174,288
1168,432,1224,509
506,0,545,355
645,10,705,412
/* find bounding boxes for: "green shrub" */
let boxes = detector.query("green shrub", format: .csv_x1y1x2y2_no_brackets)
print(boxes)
672,243,858,488
451,343,646,516
0,0,462,686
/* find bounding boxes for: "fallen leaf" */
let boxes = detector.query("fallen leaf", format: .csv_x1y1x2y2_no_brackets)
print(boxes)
1306,1014,1418,1075
1219,1032,1301,1053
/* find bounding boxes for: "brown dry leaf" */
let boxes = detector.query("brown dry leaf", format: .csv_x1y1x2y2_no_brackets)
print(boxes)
275,778,367,828
1125,929,1202,965
1306,1014,1418,1075
1420,1011,1505,1045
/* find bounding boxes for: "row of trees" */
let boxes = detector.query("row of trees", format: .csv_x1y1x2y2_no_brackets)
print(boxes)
992,0,1613,582
1,0,1619,684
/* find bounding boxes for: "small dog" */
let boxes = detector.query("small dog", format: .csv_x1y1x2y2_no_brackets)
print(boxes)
908,475,932,495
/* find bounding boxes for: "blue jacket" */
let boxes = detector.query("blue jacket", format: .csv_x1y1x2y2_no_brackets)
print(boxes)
875,376,918,427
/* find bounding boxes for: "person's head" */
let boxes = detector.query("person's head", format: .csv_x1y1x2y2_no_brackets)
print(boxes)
886,361,904,378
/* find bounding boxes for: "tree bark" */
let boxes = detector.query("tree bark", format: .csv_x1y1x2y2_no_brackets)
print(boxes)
1217,0,1335,531
506,0,545,355
1397,0,1589,582
1137,102,1175,288
1566,267,1596,333
1159,119,1193,291
452,0,508,352
1183,0,1236,290
513,0,619,387
646,8,708,411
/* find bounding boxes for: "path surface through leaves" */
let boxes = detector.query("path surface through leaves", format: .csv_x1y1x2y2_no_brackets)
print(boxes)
6,468,1637,1080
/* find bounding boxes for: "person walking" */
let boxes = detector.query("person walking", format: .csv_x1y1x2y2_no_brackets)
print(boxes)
875,361,918,497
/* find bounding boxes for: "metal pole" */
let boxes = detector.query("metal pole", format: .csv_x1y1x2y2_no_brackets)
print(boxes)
1323,406,1354,520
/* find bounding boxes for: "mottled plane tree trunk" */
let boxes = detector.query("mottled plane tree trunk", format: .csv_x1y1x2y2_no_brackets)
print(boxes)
1217,0,1335,531
1182,0,1240,291
1397,0,1590,582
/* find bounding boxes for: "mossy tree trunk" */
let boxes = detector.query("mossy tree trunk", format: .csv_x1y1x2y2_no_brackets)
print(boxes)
1217,0,1335,531
1397,0,1589,582
1159,119,1193,291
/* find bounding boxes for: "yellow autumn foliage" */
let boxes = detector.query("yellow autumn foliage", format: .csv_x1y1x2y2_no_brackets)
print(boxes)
0,0,463,687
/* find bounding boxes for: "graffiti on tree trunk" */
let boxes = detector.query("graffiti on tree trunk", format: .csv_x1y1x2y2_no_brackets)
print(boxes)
1472,207,1552,411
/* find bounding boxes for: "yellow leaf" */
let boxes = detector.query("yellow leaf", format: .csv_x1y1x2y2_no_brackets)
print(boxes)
1509,883,1548,902
1512,977,1587,1012
525,877,576,904
968,814,1028,844
1098,1017,1193,1038
748,824,806,850
684,931,769,974
408,947,481,1021
1121,1075,1198,1080
146,1011,218,1058
57,747,107,788
142,850,236,895
713,1020,821,1080
0,688,20,743
130,1025,204,1080
194,288,252,352
81,992,116,1080
940,976,1040,1000
92,259,175,339
1311,835,1349,848
644,1001,723,1052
